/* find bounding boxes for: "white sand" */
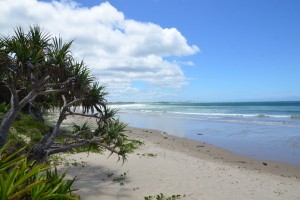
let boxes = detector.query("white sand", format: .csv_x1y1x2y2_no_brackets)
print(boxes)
59,125,300,200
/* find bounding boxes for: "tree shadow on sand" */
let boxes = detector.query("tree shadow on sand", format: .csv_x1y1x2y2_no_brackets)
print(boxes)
60,163,134,199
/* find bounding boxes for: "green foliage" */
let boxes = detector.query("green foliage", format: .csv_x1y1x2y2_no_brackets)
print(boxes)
0,25,77,148
69,143,101,154
72,121,91,133
1,25,139,166
0,143,79,200
13,114,49,134
100,120,143,156
0,142,49,200
34,112,140,158
6,133,27,153
0,142,27,173
68,122,102,153
0,25,72,89
144,193,184,200
69,61,94,100
0,103,9,123
10,114,49,150
1,113,51,154
0,103,9,113
81,82,107,114
30,168,78,200
122,138,144,154
0,158,49,200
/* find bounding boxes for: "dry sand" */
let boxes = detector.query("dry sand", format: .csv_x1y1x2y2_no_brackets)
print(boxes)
58,116,300,200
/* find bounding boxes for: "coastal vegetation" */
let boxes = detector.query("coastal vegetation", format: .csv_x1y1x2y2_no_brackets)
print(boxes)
0,143,78,199
0,25,139,159
144,193,184,200
0,26,140,199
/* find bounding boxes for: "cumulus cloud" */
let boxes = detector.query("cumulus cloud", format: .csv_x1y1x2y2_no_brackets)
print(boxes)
0,0,199,101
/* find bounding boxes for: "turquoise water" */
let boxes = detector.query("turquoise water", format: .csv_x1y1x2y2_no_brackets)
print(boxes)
111,101,300,166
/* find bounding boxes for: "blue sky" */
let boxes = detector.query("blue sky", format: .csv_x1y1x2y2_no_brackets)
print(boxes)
1,0,300,102
96,0,300,102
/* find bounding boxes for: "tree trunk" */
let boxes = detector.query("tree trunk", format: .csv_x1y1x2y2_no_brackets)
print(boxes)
0,85,38,148
0,108,21,148
29,143,48,163
38,105,45,123
44,109,67,149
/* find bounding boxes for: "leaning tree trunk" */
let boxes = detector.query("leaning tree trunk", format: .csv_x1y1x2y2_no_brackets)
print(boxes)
29,142,48,163
29,108,67,162
0,76,52,148
0,108,21,148
0,85,38,148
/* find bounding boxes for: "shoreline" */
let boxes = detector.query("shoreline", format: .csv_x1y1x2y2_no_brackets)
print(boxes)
58,115,300,199
117,111,300,167
126,126,300,179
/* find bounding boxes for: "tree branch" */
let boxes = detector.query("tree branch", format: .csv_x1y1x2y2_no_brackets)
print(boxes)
59,132,81,139
41,77,75,89
65,98,83,108
73,130,93,136
62,95,67,107
58,129,97,139
5,83,19,109
66,110,99,118
47,138,122,156
44,107,68,149
36,88,66,95
32,75,50,88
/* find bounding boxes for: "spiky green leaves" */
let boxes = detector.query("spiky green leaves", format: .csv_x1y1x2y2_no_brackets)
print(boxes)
0,142,79,200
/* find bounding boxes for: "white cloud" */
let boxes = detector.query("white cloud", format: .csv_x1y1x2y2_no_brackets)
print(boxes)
0,0,199,101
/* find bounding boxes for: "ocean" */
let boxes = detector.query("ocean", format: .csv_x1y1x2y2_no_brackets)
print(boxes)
111,101,300,166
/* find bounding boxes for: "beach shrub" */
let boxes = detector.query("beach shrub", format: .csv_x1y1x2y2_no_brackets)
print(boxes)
0,142,27,173
12,114,49,144
72,121,91,133
0,142,79,200
3,114,50,154
30,168,78,200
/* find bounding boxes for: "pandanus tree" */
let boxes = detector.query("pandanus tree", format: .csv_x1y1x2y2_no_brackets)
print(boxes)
0,26,72,148
0,26,134,162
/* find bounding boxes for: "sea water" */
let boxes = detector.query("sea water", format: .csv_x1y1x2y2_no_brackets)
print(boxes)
111,101,300,166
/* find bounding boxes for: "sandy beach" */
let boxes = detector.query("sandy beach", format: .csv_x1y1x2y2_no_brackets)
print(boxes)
56,115,300,200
